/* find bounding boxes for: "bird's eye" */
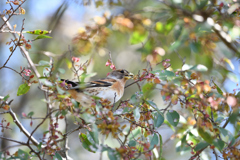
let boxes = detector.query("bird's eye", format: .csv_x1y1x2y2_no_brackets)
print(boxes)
120,70,124,73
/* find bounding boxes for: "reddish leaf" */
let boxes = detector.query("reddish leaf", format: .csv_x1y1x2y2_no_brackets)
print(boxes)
59,115,64,119
32,80,38,83
25,43,31,50
12,0,20,5
2,105,10,110
154,78,161,84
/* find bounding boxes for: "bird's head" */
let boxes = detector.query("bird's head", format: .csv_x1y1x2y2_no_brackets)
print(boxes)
107,69,134,80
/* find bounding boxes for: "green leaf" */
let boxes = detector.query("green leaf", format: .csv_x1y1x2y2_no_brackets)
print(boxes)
197,128,213,144
129,140,137,147
213,139,225,151
38,60,50,66
195,54,213,70
194,141,209,151
165,20,174,34
43,67,51,77
107,148,119,160
176,135,192,152
153,112,164,128
149,133,159,150
35,35,52,40
159,70,175,77
86,131,98,152
174,25,183,40
212,81,223,95
169,41,182,52
80,72,97,82
27,111,34,117
58,68,65,74
219,127,235,146
133,107,140,122
17,83,30,96
137,144,144,152
122,107,133,114
3,94,10,101
215,116,224,124
219,127,228,136
181,134,187,144
229,109,239,124
79,133,95,153
61,109,68,116
146,100,162,116
39,79,53,87
65,58,72,69
52,153,63,160
142,83,155,98
37,142,42,150
89,124,99,144
164,120,175,131
227,72,238,83
129,127,141,140
166,110,179,127
129,31,148,44
176,144,191,153
16,149,29,160
137,37,154,55
190,42,202,53
223,58,234,70
155,22,164,33
129,94,141,105
197,0,208,9
26,29,51,35
172,77,182,86
189,64,208,72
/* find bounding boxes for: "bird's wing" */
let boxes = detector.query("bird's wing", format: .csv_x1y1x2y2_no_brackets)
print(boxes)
88,78,117,88
61,78,116,91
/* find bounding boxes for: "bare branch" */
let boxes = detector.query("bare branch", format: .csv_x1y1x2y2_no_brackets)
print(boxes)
0,0,27,30
0,96,40,146
26,109,58,145
0,136,26,145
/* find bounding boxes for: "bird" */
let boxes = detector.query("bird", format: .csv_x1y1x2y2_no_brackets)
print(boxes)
61,69,134,107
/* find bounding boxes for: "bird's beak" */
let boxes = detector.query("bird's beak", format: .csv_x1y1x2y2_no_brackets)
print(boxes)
125,72,134,79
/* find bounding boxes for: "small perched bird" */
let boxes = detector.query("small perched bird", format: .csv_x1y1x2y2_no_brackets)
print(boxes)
61,69,134,107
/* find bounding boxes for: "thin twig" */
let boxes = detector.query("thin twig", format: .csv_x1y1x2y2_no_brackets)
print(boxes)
26,109,58,145
0,0,27,30
108,51,113,64
0,136,26,145
8,108,39,146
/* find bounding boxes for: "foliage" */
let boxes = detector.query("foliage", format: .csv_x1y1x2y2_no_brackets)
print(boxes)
1,0,240,160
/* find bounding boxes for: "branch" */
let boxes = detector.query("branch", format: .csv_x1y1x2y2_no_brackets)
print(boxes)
0,0,27,30
213,28,240,55
162,2,240,56
0,39,18,69
26,109,58,145
0,144,27,152
1,16,41,79
8,108,40,146
0,136,26,145
0,96,39,146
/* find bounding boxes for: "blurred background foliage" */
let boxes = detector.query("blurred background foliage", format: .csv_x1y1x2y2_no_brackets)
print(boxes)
1,0,240,159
